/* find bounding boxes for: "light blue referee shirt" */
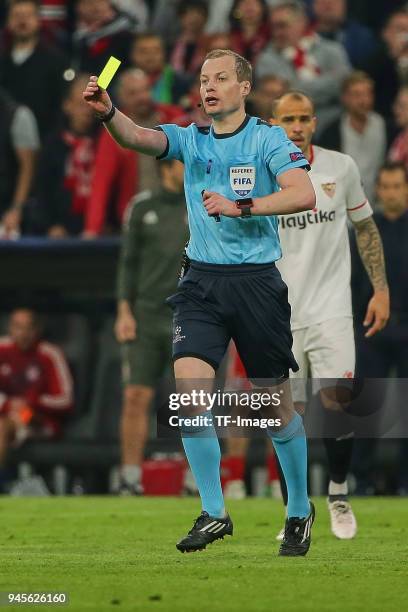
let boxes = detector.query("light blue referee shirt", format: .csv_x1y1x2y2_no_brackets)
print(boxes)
157,115,309,264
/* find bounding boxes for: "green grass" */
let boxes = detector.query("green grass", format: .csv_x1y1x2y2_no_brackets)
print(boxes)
0,497,407,612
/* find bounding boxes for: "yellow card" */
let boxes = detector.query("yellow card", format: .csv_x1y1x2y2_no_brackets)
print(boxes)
98,56,121,90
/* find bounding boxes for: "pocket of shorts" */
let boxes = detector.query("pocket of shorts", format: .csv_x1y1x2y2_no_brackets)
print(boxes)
166,271,201,309
165,293,181,309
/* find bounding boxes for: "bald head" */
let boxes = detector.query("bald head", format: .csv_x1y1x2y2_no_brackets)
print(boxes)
272,91,315,118
271,91,316,155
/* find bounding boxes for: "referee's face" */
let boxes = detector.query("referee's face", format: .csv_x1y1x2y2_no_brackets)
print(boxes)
271,96,316,154
200,56,249,118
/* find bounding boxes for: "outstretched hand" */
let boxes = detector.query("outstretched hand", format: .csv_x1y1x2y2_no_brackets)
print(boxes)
83,76,112,116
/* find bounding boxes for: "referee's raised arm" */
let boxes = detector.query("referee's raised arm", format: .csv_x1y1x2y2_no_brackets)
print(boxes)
83,75,168,157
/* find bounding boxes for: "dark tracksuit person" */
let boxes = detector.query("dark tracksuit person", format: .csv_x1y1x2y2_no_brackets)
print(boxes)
115,159,189,494
351,161,408,493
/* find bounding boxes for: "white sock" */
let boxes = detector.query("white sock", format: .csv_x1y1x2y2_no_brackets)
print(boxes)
328,480,348,496
122,465,141,486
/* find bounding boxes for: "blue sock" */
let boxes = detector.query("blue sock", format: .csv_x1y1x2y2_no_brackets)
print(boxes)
268,412,310,518
180,411,225,518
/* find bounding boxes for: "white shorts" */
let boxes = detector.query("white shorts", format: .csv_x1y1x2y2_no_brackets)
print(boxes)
290,316,355,403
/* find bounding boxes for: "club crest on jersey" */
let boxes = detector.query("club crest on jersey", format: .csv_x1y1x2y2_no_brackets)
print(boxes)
230,166,256,197
321,182,336,198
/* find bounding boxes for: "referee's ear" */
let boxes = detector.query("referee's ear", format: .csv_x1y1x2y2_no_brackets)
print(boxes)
240,80,251,98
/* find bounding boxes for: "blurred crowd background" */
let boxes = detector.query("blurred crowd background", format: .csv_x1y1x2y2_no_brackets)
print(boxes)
0,0,407,497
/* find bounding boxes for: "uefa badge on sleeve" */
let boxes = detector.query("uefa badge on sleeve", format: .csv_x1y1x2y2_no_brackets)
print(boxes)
230,166,256,197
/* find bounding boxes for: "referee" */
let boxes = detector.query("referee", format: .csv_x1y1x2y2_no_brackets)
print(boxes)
84,49,316,557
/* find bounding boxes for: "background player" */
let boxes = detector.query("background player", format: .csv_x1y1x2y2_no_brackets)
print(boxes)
225,90,389,540
83,49,317,557
273,91,389,539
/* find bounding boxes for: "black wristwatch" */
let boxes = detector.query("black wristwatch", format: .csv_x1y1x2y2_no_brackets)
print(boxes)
236,198,254,218
98,104,116,123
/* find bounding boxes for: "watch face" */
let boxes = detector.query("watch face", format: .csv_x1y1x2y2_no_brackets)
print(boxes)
236,198,253,209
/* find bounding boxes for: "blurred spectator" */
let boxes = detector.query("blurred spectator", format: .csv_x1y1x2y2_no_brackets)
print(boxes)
248,74,289,120
1,2,74,50
36,75,99,237
206,0,234,33
317,71,386,203
170,1,209,77
363,9,408,121
0,308,73,489
83,69,188,237
130,32,192,105
388,86,408,172
229,0,270,65
71,0,136,74
256,0,351,132
206,31,232,52
342,0,407,34
114,159,188,495
151,0,232,41
0,88,40,238
38,0,74,48
0,0,68,140
312,0,377,68
111,0,149,31
351,161,408,494
150,0,180,44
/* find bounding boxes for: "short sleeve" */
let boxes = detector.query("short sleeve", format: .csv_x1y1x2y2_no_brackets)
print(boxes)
345,156,373,222
156,124,186,162
264,126,310,177
11,106,40,150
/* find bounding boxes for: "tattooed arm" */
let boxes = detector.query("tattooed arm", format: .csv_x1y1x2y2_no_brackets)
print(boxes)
353,216,390,337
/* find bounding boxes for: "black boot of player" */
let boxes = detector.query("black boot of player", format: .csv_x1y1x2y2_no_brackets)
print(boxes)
279,502,315,557
176,511,233,553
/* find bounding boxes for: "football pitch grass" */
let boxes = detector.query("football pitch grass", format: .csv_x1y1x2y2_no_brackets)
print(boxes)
0,497,406,612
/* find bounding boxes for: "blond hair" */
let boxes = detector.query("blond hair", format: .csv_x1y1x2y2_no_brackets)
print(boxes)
203,49,253,85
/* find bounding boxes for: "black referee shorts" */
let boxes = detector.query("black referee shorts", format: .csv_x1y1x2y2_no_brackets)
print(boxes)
166,260,298,381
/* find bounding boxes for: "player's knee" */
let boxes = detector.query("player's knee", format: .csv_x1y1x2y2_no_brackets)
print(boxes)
123,385,153,412
174,356,215,380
